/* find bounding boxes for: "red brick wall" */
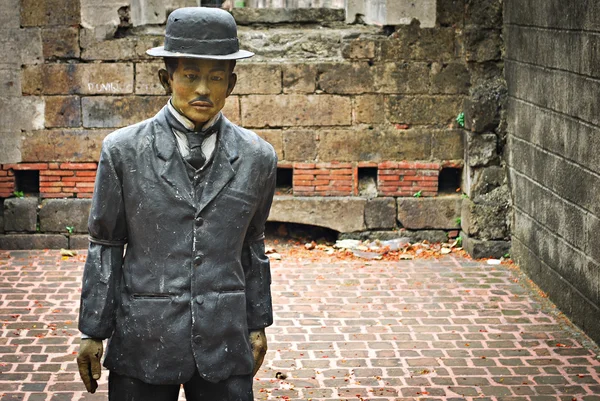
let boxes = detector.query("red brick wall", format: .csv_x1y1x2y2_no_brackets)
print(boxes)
1,163,97,199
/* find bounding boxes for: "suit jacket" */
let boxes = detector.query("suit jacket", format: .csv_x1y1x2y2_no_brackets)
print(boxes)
78,106,277,385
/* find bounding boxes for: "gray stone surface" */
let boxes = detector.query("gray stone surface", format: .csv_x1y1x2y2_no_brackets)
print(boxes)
39,199,92,233
466,132,498,167
397,197,462,230
461,230,510,259
4,198,38,233
0,131,22,164
461,190,509,240
0,234,67,250
69,235,90,249
233,8,344,24
268,196,366,233
364,198,397,230
469,166,505,199
339,229,449,243
464,77,507,133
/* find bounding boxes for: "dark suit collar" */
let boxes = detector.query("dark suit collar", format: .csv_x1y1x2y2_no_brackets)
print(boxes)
153,106,239,212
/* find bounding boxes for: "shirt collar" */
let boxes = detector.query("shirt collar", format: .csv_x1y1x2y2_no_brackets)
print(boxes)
167,99,221,132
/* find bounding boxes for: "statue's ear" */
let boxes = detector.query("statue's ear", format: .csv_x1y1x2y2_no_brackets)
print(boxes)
226,73,237,97
158,69,172,95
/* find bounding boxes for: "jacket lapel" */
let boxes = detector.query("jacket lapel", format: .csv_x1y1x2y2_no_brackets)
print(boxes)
153,107,194,204
195,117,239,216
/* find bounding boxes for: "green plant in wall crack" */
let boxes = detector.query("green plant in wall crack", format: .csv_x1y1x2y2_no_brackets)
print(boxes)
13,191,24,198
461,193,469,199
455,217,462,226
66,226,75,235
456,112,465,128
413,190,422,198
455,236,462,247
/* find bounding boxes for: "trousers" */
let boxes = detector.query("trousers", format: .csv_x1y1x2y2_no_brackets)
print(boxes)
108,371,254,401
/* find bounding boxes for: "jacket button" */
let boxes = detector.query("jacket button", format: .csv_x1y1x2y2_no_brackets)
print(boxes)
193,255,202,266
193,335,202,344
195,218,204,227
195,295,204,305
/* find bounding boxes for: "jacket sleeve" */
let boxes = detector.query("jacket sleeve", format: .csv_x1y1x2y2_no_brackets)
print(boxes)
242,152,277,331
78,142,128,339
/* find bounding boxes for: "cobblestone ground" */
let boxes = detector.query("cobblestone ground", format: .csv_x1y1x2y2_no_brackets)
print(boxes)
1,248,600,401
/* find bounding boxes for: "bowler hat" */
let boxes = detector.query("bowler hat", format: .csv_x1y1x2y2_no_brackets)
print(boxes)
146,7,253,60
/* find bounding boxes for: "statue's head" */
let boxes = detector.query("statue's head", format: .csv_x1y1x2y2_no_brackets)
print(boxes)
146,7,253,127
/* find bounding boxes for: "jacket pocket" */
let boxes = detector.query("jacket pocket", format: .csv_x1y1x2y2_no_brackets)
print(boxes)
131,293,172,300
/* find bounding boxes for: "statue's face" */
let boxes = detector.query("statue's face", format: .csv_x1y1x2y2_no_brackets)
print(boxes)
160,58,236,127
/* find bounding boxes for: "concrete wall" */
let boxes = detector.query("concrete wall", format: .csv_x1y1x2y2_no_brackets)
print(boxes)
0,0,506,248
505,0,600,343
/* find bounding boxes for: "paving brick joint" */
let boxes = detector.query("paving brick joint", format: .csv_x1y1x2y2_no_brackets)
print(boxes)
1,246,600,400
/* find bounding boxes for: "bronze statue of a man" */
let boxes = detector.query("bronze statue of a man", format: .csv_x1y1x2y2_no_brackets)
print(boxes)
76,7,276,401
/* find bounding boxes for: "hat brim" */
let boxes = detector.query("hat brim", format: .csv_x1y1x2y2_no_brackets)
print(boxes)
146,46,254,60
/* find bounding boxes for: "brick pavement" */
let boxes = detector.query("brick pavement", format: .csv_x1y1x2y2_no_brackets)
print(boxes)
1,248,600,400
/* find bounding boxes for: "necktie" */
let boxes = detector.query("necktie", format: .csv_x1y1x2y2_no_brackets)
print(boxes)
164,107,221,170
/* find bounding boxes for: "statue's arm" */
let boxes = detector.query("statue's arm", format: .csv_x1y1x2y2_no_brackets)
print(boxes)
79,143,128,340
242,152,277,375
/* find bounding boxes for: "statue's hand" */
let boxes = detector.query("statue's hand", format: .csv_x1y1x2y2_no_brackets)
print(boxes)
77,338,104,393
249,329,267,377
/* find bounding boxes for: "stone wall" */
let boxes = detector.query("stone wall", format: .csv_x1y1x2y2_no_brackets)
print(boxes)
505,0,600,343
0,0,505,249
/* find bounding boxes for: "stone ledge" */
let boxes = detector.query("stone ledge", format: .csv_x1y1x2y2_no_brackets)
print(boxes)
461,230,511,259
232,8,345,25
268,196,366,233
0,234,67,250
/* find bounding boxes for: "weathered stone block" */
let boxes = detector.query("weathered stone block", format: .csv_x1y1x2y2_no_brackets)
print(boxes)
464,77,507,133
431,130,464,160
42,27,80,59
233,64,282,95
254,130,283,161
282,64,317,94
461,186,509,240
342,38,377,60
397,197,462,230
22,65,42,95
465,0,502,28
0,234,67,249
346,0,436,28
0,96,45,131
0,28,43,65
469,166,505,199
461,230,510,259
81,35,138,61
318,128,432,162
0,131,22,164
69,234,90,249
268,196,367,233
241,95,351,128
21,0,81,26
386,96,463,126
82,96,168,128
365,198,397,230
44,96,81,128
4,198,38,233
430,63,471,95
0,66,21,97
318,63,375,95
39,199,91,233
233,7,344,25
135,62,165,95
0,0,20,28
282,129,317,162
460,28,502,62
375,63,430,94
466,132,498,167
436,0,465,28
222,95,240,125
20,129,110,162
353,95,385,125
41,63,134,95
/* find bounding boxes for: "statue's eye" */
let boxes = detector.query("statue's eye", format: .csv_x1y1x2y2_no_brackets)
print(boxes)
185,74,198,81
211,75,223,81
